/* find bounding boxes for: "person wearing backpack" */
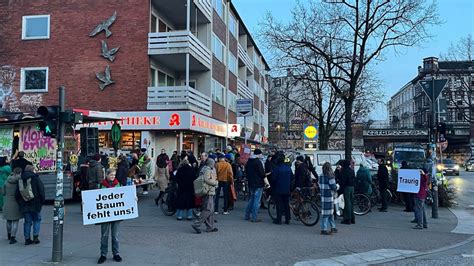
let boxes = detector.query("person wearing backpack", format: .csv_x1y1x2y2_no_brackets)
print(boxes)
355,163,372,197
191,158,218,234
15,165,45,245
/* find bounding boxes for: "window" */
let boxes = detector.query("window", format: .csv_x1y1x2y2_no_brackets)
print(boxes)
212,34,225,63
150,68,157,86
151,15,157,32
228,91,237,112
152,68,175,86
228,53,237,75
22,15,50,40
229,14,237,37
212,79,225,105
20,67,48,92
212,0,225,20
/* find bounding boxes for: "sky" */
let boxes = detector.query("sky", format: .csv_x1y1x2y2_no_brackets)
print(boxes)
232,0,474,121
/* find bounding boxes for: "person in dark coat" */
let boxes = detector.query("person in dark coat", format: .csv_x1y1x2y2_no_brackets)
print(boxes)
377,158,389,212
270,154,294,225
87,154,104,190
115,155,130,186
3,168,23,244
15,165,45,245
11,151,33,173
175,154,196,220
294,155,311,189
339,159,355,224
170,151,180,172
304,155,319,183
244,149,265,222
79,158,90,191
401,161,415,212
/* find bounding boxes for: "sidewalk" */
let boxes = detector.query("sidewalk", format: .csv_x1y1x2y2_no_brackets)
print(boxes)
0,189,470,265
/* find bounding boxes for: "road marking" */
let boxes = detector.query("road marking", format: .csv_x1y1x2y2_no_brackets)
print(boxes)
461,254,474,258
295,249,418,265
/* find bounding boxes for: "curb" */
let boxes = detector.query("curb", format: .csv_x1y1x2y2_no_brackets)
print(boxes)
368,235,474,264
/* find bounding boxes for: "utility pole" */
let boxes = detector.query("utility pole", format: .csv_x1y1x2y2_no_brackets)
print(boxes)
52,86,66,262
430,76,439,219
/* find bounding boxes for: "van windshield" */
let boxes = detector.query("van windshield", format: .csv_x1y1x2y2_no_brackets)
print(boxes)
394,151,425,163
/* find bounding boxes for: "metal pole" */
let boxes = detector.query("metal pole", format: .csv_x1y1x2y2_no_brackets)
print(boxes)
244,116,247,145
431,77,439,218
52,86,66,262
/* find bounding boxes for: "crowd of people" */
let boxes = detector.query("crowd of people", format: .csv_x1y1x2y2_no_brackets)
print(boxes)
1,145,432,264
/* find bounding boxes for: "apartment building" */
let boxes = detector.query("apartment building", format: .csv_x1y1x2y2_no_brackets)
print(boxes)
387,81,416,129
0,0,270,156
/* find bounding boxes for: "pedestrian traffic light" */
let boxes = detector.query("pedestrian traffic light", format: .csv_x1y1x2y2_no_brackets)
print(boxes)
37,106,59,137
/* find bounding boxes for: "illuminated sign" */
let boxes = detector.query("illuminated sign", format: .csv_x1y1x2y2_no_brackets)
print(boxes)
304,125,318,140
227,124,241,137
363,129,429,137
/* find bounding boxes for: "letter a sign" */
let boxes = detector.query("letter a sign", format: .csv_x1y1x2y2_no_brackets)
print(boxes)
228,124,241,137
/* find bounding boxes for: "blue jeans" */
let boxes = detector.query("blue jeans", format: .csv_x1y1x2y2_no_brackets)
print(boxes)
245,187,263,221
101,221,120,256
321,214,336,231
177,209,193,219
23,212,41,239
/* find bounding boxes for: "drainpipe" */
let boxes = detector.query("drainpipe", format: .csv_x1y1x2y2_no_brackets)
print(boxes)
224,0,230,149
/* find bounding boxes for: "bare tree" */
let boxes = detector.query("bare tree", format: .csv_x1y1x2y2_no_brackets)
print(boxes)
441,34,473,61
261,0,439,159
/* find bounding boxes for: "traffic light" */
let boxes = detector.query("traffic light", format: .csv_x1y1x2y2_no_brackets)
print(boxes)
37,106,59,137
437,122,446,142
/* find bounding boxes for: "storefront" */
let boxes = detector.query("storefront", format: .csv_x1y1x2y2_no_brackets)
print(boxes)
78,110,228,157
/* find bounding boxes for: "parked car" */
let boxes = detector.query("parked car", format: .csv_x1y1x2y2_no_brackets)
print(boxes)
438,159,460,176
465,159,474,171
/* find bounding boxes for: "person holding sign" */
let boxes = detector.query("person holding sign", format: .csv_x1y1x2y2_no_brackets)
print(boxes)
97,169,122,264
413,169,429,230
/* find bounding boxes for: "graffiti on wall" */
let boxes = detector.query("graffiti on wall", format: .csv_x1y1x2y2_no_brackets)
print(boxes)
0,65,43,113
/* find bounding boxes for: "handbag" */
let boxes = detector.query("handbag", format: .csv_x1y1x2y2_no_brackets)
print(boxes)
230,184,237,201
337,194,345,209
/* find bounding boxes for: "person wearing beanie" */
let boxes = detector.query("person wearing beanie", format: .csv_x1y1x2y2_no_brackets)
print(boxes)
214,153,233,215
87,154,104,190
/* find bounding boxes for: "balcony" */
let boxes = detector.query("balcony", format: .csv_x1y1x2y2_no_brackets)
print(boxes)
238,43,254,73
148,31,211,71
152,0,211,24
237,79,253,100
194,0,212,22
147,86,212,116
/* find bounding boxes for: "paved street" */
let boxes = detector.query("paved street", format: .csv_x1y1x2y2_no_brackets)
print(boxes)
1,173,473,266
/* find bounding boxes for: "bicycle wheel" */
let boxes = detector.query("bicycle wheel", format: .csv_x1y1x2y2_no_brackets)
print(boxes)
353,193,371,216
160,192,176,216
267,198,277,221
385,189,393,204
298,200,320,226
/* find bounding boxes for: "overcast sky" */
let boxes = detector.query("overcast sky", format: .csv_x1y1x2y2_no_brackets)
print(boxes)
233,0,474,121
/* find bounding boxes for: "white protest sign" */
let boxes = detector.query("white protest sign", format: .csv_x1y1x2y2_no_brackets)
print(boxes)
397,169,421,193
82,186,138,225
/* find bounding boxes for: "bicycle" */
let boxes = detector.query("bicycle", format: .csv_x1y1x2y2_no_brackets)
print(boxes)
159,182,200,218
268,188,320,226
234,177,249,201
353,193,371,215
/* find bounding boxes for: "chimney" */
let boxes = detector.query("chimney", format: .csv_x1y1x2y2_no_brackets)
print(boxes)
422,57,439,73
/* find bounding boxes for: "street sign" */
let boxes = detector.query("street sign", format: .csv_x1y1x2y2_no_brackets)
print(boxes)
236,99,253,117
418,78,448,102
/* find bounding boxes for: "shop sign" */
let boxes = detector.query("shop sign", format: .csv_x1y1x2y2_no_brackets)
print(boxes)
190,113,227,137
303,125,318,140
227,124,241,137
364,129,429,137
19,124,57,173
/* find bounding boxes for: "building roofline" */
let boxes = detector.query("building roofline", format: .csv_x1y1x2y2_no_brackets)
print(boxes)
229,1,270,71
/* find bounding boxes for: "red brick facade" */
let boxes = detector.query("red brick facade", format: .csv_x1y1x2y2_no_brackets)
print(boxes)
212,102,226,122
229,34,238,57
212,11,226,44
212,57,226,85
229,72,237,94
0,0,149,112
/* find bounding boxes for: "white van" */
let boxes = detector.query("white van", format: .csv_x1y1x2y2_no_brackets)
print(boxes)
294,150,369,176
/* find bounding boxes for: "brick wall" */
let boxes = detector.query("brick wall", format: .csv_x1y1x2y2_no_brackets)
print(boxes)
212,102,226,122
229,34,237,56
229,71,237,94
228,110,236,124
212,57,226,85
0,0,149,112
212,10,226,44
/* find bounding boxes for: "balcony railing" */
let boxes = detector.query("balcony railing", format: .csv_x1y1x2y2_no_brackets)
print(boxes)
238,43,254,73
148,30,211,70
147,86,211,115
194,0,212,22
237,79,253,100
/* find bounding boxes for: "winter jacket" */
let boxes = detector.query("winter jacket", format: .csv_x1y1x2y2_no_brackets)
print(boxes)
156,166,170,181
99,178,121,189
245,157,265,189
0,165,12,209
215,160,233,183
87,160,104,190
175,163,196,210
356,166,372,196
377,163,389,189
319,174,337,216
15,170,45,213
294,162,311,189
116,160,130,186
417,172,429,199
3,172,23,220
339,166,355,190
199,165,218,196
271,164,294,195
156,154,169,168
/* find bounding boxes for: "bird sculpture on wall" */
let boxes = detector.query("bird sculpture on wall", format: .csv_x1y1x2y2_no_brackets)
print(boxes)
89,11,117,38
95,65,114,91
101,40,120,62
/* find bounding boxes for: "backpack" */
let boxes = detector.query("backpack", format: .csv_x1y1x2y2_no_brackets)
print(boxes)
19,178,35,202
194,168,210,197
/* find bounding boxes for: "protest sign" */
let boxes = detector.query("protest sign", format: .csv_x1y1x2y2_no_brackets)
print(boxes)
397,169,421,193
19,124,57,173
0,126,13,157
82,185,138,225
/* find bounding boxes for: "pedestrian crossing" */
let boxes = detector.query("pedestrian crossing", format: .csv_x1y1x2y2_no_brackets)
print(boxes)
295,249,418,265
